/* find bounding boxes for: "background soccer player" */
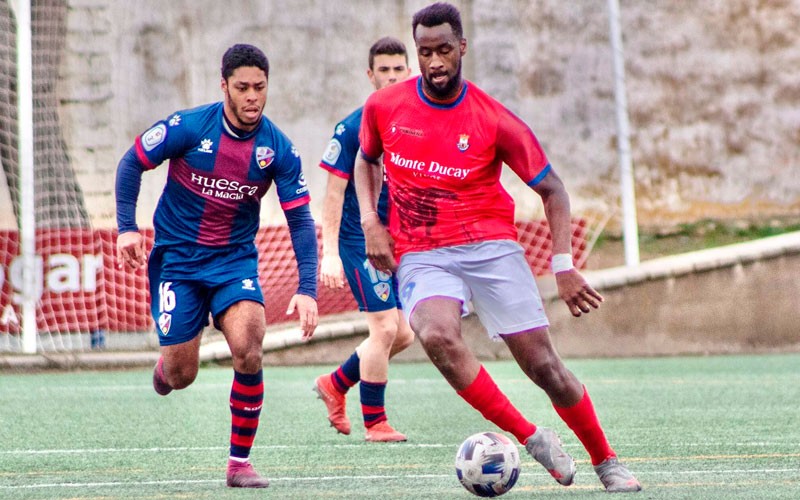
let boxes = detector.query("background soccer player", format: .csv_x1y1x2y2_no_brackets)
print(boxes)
115,44,318,489
314,37,414,443
354,2,641,493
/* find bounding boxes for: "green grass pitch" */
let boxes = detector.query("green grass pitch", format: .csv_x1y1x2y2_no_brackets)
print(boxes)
1,354,799,499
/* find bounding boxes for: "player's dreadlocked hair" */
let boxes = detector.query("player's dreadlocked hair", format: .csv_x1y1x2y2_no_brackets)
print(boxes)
412,2,463,39
221,44,270,80
368,37,408,70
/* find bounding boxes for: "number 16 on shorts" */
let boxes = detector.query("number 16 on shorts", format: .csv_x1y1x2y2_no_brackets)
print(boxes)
158,281,175,335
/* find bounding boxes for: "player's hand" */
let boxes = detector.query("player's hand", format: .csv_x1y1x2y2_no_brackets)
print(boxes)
116,231,146,270
286,293,318,340
320,254,345,289
555,269,604,317
361,218,397,273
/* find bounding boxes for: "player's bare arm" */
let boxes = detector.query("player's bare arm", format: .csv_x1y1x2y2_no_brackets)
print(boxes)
533,169,603,317
286,293,319,340
354,151,397,272
320,174,348,289
116,231,146,270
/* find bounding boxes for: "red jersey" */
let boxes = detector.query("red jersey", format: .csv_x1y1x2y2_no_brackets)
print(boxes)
360,76,551,259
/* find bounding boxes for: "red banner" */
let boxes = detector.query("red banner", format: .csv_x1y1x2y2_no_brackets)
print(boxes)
0,221,585,334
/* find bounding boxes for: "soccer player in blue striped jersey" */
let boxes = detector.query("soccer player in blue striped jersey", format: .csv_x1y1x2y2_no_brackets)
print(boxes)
313,37,414,442
115,44,318,489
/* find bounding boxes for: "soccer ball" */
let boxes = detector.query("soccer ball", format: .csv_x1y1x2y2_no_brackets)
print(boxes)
455,432,521,497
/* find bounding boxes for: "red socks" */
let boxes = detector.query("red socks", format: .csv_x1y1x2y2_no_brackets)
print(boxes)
360,379,388,428
553,386,615,465
458,367,616,464
229,370,263,460
457,365,537,444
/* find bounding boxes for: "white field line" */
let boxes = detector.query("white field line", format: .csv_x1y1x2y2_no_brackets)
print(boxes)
2,440,797,456
2,469,799,491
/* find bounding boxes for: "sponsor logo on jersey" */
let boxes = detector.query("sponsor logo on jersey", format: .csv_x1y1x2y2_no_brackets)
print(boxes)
335,123,346,135
168,114,181,127
197,138,214,154
142,124,167,152
242,279,256,291
373,282,390,302
390,122,424,137
291,145,300,158
256,146,275,169
388,151,471,180
192,172,258,200
158,312,172,335
457,133,470,152
322,138,342,165
295,172,309,194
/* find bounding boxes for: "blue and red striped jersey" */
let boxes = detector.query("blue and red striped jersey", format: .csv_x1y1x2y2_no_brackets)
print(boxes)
318,106,390,243
133,102,310,247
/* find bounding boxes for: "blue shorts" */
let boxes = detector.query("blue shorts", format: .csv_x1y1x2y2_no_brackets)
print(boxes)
339,239,400,312
148,243,264,346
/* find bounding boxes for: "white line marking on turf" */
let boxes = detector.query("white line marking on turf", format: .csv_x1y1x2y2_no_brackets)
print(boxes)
2,469,799,490
0,443,457,456
2,441,795,456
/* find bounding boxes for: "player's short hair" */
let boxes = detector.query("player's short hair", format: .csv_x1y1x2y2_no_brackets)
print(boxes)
221,44,270,80
412,2,463,40
368,37,408,70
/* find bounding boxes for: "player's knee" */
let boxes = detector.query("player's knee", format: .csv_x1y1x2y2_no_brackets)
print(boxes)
166,364,198,389
417,322,459,355
232,347,263,373
526,356,571,391
394,325,415,351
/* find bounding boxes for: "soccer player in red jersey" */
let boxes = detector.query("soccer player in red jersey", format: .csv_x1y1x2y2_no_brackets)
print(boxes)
314,37,414,442
354,2,641,493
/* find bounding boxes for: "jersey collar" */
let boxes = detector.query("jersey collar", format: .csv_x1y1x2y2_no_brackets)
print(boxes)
416,77,468,109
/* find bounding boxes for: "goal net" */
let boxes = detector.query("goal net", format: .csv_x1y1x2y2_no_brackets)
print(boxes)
0,1,610,354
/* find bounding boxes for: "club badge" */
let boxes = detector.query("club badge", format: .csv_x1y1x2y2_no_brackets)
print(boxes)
373,282,390,302
257,146,275,169
457,133,470,152
158,313,172,336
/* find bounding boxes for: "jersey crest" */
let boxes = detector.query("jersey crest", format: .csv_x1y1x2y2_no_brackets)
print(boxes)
256,146,275,168
457,133,470,152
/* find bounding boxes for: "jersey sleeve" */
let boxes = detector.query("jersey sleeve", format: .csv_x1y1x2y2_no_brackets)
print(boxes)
115,147,144,233
495,108,552,187
358,94,383,162
319,119,359,180
133,114,194,171
274,142,311,211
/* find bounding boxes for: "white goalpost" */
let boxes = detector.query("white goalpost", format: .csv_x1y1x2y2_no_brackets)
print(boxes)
14,0,38,354
607,0,640,267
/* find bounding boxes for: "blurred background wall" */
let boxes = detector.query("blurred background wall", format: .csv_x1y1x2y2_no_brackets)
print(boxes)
2,0,798,231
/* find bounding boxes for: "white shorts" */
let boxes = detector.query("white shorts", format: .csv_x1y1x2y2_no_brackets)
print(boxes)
397,240,550,340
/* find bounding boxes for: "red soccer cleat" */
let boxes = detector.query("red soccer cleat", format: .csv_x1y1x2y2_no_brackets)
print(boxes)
313,374,351,435
226,460,270,488
365,421,407,442
152,357,172,396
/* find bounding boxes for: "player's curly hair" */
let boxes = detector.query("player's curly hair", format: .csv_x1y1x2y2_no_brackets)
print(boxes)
221,44,270,80
368,37,408,70
412,2,463,39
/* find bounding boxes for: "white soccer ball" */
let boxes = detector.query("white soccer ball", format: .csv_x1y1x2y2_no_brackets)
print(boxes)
455,432,521,497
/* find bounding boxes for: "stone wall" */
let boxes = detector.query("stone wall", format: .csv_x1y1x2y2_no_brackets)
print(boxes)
263,232,800,365
3,0,798,230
